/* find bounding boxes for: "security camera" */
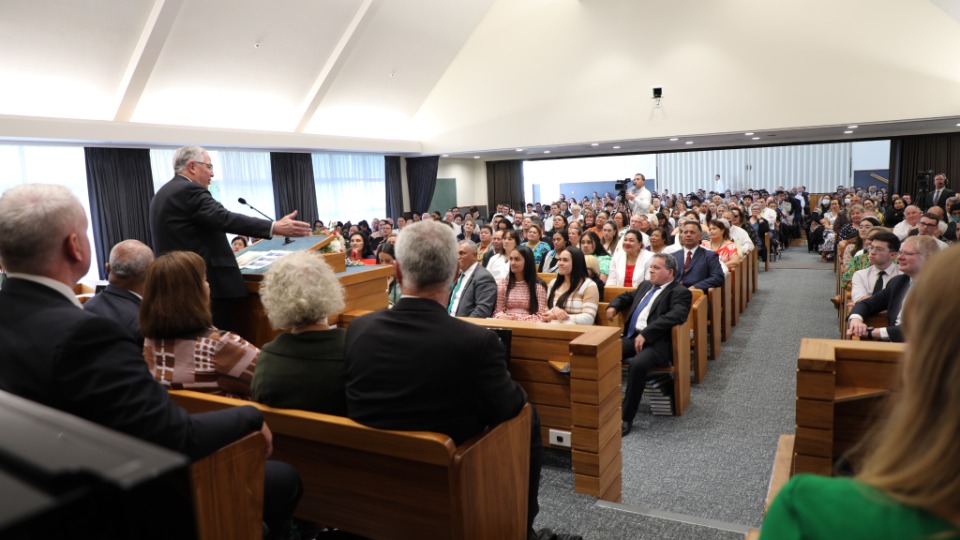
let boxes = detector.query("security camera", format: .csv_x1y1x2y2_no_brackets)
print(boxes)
652,87,663,99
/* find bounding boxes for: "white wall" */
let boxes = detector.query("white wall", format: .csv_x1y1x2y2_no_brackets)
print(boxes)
436,158,488,207
523,154,657,203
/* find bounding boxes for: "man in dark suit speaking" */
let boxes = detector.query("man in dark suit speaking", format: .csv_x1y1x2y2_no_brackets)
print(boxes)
344,220,545,537
605,254,692,435
150,146,311,330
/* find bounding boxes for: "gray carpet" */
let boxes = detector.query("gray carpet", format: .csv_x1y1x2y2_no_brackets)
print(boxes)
532,248,838,539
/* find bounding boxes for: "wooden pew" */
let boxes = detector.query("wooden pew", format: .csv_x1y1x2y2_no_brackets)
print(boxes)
763,232,771,272
538,272,558,286
793,339,903,475
744,433,796,540
719,272,733,342
751,245,759,293
171,391,532,540
729,264,741,327
737,260,747,314
705,286,721,360
191,432,265,540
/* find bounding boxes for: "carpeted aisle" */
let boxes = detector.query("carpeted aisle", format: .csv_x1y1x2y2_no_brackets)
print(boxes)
533,248,839,539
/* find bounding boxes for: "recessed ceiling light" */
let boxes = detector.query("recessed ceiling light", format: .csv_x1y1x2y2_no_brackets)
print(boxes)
745,132,754,136
590,143,599,147
543,150,551,154
669,137,679,141
848,125,858,129
843,130,853,134
752,137,760,140
612,146,621,149
685,141,694,145
515,148,523,152
473,156,480,159
441,154,449,157
956,123,960,126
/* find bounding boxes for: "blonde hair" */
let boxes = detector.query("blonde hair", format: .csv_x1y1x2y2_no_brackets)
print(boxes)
260,251,345,329
856,245,960,512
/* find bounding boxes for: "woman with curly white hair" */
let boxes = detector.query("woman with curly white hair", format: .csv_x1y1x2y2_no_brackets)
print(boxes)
251,251,348,415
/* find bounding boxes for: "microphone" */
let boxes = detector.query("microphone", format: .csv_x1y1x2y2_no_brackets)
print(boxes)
237,197,273,221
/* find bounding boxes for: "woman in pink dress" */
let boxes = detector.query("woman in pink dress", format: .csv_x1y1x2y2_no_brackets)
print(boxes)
701,219,741,270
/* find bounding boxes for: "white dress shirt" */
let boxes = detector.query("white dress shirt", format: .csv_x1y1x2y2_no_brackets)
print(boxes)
448,262,479,315
850,264,901,303
634,285,666,333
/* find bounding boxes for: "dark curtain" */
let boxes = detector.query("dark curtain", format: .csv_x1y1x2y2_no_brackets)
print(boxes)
486,160,524,210
270,152,318,226
84,147,155,280
385,156,403,219
406,156,439,214
889,133,960,201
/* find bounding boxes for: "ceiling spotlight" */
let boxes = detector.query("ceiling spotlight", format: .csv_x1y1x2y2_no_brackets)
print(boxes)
669,137,679,142
612,146,621,149
473,156,480,159
591,143,599,147
685,141,694,145
515,148,523,152
843,130,853,134
848,125,858,129
441,154,449,157
745,132,754,136
543,150,551,154
752,137,760,140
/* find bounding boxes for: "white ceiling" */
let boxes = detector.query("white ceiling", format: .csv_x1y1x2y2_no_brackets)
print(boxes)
0,0,958,158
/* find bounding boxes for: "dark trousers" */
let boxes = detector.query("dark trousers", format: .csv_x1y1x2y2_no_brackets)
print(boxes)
528,407,543,535
264,460,302,533
621,337,670,424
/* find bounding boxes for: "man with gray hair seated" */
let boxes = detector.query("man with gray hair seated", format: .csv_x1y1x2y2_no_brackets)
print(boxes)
449,239,497,318
345,220,572,540
83,239,154,345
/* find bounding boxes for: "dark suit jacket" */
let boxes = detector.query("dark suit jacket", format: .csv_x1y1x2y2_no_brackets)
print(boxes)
930,188,956,211
609,280,692,361
150,175,273,299
453,264,497,318
672,247,725,291
82,283,142,344
850,274,911,342
345,297,526,445
0,278,262,461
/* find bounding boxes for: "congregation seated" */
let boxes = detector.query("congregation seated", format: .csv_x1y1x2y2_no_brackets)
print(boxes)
252,251,348,415
141,251,259,398
82,239,154,345
846,235,939,342
493,245,548,322
672,221,725,292
449,239,497,318
544,247,600,324
578,231,611,282
607,229,653,288
849,231,901,304
762,246,960,539
700,219,740,271
378,243,401,307
539,228,567,273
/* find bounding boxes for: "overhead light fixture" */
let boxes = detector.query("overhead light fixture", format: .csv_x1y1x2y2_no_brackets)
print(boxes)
848,125,858,129
543,150,551,154
669,137,679,141
843,130,853,134
745,132,754,136
612,146,621,149
515,148,523,152
685,141,694,145
473,156,480,159
752,137,760,140
441,154,449,157
590,143,599,147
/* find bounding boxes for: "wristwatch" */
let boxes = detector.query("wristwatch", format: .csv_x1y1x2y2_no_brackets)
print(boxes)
865,327,875,340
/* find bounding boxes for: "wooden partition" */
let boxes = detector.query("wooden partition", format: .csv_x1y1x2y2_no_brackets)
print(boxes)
465,319,623,501
191,432,265,540
172,391,532,540
793,339,903,475
751,245,759,292
705,286,721,360
729,265,741,327
719,272,733,342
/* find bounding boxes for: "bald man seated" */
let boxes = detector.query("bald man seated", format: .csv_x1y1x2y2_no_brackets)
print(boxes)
83,239,153,345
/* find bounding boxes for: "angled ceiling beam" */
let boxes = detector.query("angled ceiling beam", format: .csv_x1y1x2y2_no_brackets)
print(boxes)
113,0,185,122
295,0,380,133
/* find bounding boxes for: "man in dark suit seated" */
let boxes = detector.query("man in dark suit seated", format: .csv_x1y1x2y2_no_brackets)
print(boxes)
672,221,725,292
83,239,153,345
449,240,497,318
847,235,939,342
0,184,301,533
149,146,312,330
605,254,692,436
345,220,556,539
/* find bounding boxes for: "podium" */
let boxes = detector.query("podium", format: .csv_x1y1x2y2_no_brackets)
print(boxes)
231,235,393,347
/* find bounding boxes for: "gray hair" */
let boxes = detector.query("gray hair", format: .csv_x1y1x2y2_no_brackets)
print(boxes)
173,146,206,174
260,251,345,329
0,184,84,273
651,253,678,276
108,240,154,281
459,239,478,253
395,220,458,290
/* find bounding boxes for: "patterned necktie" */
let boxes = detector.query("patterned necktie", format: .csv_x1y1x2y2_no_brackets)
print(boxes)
626,285,661,338
872,270,886,295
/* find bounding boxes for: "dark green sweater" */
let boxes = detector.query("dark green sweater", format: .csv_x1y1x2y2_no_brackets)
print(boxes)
251,329,347,416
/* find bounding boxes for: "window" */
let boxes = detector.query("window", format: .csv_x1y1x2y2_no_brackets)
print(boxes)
312,153,385,224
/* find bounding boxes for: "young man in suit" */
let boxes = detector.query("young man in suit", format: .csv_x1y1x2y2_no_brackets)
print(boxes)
672,221,725,292
847,235,939,342
450,239,497,318
149,146,311,330
82,239,153,345
0,184,302,531
605,254,692,436
345,220,549,538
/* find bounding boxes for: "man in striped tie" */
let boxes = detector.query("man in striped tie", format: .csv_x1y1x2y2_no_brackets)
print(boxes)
605,254,692,435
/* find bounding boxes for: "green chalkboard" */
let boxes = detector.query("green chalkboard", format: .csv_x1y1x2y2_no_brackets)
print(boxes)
429,178,457,214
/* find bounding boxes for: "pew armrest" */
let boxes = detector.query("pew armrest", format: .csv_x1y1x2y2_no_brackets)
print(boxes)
190,432,266,540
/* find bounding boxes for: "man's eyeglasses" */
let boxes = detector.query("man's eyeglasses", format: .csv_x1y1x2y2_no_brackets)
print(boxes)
918,221,938,228
193,161,213,171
